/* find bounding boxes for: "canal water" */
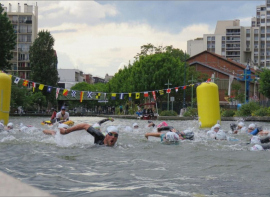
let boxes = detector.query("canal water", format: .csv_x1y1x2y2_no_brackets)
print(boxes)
0,116,270,197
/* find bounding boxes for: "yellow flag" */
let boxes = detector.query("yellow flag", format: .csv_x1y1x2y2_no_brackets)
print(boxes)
136,93,140,99
39,84,44,90
159,90,164,95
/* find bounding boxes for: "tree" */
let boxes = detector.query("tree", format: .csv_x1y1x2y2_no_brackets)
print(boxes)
258,69,270,98
0,4,16,70
29,30,58,85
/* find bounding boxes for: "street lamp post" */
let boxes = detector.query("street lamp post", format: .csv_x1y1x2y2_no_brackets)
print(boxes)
165,79,172,111
188,75,197,108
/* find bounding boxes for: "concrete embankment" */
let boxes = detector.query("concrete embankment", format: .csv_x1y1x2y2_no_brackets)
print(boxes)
0,171,55,197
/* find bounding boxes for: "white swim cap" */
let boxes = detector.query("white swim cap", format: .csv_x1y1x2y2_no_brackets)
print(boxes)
106,126,119,134
248,123,256,129
133,123,139,128
238,122,245,127
165,132,180,142
213,124,220,129
216,131,226,140
183,129,191,134
58,124,69,129
250,144,263,151
250,136,261,144
7,123,13,129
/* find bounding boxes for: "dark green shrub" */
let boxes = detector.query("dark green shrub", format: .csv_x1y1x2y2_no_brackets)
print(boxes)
160,110,178,116
253,107,268,116
183,107,198,117
221,109,235,117
234,102,260,116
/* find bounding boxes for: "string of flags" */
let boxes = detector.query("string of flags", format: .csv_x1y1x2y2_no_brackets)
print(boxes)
7,72,212,103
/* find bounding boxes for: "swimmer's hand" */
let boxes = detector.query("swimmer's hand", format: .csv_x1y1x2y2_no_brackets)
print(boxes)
59,128,69,135
145,133,149,139
109,117,114,122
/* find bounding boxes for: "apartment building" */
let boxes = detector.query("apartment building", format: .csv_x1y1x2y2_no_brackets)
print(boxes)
58,69,85,89
187,0,270,69
2,3,38,79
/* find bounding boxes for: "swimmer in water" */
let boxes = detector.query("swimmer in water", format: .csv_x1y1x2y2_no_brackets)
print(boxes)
0,122,13,131
59,123,118,146
207,124,227,140
145,126,194,141
42,118,114,136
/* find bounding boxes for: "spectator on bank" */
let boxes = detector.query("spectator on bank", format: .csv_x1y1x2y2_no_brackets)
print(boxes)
125,104,129,115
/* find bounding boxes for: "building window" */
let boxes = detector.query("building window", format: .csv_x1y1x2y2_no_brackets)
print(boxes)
212,36,215,41
246,29,250,34
222,36,225,41
254,29,259,34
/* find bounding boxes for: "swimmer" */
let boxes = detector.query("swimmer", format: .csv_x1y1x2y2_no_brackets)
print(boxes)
145,126,194,141
230,122,246,134
43,118,114,136
59,123,118,146
250,135,270,151
207,124,227,140
247,125,269,136
148,121,168,129
0,122,13,131
133,123,139,129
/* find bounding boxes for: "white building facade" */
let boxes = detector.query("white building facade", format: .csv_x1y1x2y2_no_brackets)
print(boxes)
58,69,84,89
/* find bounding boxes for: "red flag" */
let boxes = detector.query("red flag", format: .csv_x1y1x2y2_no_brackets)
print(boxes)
63,89,68,96
182,86,186,90
166,89,171,93
152,91,156,100
206,78,211,82
144,92,149,97
80,91,84,102
32,82,36,92
175,87,178,92
22,80,29,87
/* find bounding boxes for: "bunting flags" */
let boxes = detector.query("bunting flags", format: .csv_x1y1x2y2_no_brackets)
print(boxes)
136,93,140,99
96,93,101,99
22,80,28,87
39,84,44,90
120,93,124,99
80,91,84,102
166,89,171,93
128,93,132,101
144,92,148,97
47,86,52,93
206,78,211,82
175,87,178,92
159,90,164,95
182,86,187,90
32,82,36,92
71,90,76,97
87,91,92,98
14,77,20,84
63,89,68,96
152,91,156,100
111,93,116,100
56,88,60,99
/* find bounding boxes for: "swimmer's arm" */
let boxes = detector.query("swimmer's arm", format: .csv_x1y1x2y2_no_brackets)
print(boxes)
97,118,114,125
250,128,260,135
145,132,162,139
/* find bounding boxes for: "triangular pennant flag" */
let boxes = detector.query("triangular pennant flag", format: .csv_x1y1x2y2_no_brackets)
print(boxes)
120,93,124,99
80,91,84,102
56,88,60,99
87,91,92,98
152,91,156,100
63,89,69,96
32,82,36,92
175,87,179,92
166,89,171,93
136,93,140,99
111,93,116,100
206,78,211,82
47,86,52,93
14,77,20,84
22,80,28,87
182,86,187,90
39,84,44,90
144,92,148,97
159,90,164,95
128,93,132,101
71,90,76,97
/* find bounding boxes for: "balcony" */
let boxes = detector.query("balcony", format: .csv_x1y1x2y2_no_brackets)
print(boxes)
18,67,31,71
18,39,32,43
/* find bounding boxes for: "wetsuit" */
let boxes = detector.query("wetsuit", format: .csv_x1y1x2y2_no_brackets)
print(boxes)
86,126,105,145
157,126,194,140
257,136,270,150
249,128,261,135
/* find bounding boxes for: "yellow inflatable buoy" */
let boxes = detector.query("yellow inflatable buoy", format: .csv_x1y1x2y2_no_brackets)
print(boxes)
197,82,220,128
41,120,74,127
0,73,11,125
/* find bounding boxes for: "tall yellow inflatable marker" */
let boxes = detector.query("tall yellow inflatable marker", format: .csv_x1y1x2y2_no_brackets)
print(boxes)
197,82,220,128
0,73,11,125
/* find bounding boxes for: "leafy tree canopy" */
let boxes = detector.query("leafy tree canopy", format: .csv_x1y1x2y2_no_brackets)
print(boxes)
258,68,270,98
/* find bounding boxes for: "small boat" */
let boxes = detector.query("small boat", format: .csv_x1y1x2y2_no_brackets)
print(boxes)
138,102,158,120
41,120,74,126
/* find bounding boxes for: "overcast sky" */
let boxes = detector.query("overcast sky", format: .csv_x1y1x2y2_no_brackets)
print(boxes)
4,1,265,77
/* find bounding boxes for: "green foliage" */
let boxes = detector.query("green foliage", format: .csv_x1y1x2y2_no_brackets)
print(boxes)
160,110,178,116
183,107,198,117
29,30,58,87
221,109,235,117
0,4,16,70
234,101,260,116
253,107,269,116
258,69,270,99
